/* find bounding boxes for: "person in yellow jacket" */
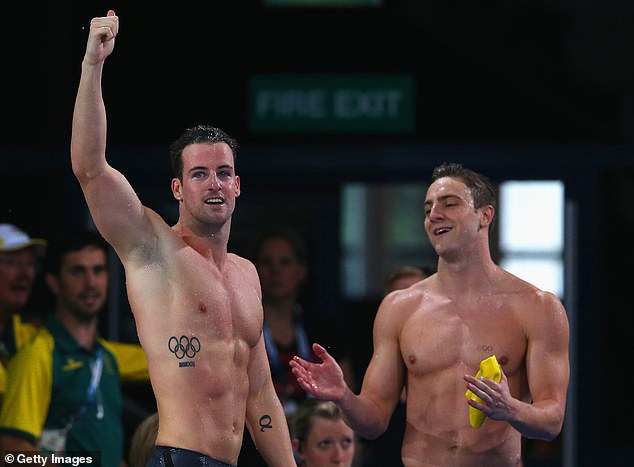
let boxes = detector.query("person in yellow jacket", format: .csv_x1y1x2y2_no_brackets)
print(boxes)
0,223,46,398
0,229,148,467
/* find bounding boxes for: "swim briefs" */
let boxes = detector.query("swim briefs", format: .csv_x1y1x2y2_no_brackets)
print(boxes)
147,446,236,467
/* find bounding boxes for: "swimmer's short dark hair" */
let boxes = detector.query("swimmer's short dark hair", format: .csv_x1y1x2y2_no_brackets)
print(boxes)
431,163,497,211
169,124,238,180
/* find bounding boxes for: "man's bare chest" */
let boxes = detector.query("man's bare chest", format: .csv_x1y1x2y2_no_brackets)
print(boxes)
399,302,527,377
128,256,262,348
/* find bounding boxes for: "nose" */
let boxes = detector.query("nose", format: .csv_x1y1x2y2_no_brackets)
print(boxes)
15,262,37,280
331,444,344,462
86,270,101,287
209,173,221,190
427,203,444,221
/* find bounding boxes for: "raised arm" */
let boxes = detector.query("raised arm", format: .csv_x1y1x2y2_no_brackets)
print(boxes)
291,297,405,439
465,292,570,440
71,10,156,260
244,331,295,466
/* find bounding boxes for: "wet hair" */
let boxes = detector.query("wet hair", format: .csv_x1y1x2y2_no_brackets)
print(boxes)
431,163,497,211
44,229,109,276
249,227,308,265
293,399,343,444
169,124,238,180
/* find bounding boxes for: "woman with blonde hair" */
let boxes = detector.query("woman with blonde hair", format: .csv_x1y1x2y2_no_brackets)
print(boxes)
292,399,356,467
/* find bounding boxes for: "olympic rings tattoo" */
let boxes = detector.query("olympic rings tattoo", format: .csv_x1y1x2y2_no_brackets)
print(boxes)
168,335,201,365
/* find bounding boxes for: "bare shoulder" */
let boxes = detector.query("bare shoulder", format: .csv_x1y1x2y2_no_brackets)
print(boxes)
503,270,568,332
505,271,564,308
228,253,261,287
376,277,433,332
228,253,257,274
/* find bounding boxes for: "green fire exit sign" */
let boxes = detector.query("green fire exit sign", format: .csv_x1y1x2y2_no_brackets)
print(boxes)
249,74,415,134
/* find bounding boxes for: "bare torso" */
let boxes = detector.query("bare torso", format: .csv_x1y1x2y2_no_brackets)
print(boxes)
391,272,546,466
124,229,263,464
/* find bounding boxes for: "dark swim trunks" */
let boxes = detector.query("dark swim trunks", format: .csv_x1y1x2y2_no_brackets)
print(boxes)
147,446,236,467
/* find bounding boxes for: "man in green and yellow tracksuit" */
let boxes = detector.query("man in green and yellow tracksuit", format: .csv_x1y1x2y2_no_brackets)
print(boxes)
0,223,47,401
0,230,148,467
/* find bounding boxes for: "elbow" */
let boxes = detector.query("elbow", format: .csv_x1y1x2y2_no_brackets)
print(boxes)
534,426,560,442
541,419,564,442
355,418,390,440
522,425,561,442
525,416,564,442
357,429,382,441
70,156,87,181
71,159,104,183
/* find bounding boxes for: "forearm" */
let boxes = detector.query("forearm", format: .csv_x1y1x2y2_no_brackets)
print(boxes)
71,61,108,181
507,399,565,441
337,387,392,440
246,390,295,466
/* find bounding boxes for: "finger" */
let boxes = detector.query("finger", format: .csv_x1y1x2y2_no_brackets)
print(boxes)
91,14,118,37
312,342,334,362
465,374,489,391
107,11,119,36
467,398,488,413
467,382,490,402
291,355,311,369
294,375,313,394
500,368,508,385
290,361,307,379
312,342,327,355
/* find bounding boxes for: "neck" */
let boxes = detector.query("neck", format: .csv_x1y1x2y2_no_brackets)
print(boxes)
55,307,98,350
173,221,230,267
436,243,498,295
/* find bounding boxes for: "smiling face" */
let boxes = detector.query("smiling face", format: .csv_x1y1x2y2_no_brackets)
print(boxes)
424,176,493,259
171,142,241,229
295,417,355,467
46,246,108,321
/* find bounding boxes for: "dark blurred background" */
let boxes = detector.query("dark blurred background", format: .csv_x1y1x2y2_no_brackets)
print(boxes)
3,1,634,466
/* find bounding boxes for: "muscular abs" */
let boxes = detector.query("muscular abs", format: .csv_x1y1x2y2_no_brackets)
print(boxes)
128,251,263,462
398,293,528,465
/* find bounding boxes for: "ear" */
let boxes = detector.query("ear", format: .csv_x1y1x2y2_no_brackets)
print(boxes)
480,204,495,229
234,175,241,198
172,178,183,202
45,273,60,296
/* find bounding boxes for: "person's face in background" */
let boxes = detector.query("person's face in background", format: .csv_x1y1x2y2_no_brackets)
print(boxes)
0,248,38,314
295,416,355,467
255,237,307,303
45,246,108,321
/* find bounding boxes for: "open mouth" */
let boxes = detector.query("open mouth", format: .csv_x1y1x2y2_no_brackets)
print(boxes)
204,197,224,205
434,227,451,236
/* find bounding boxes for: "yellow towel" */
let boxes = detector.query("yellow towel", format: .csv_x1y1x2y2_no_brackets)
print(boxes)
465,355,501,428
